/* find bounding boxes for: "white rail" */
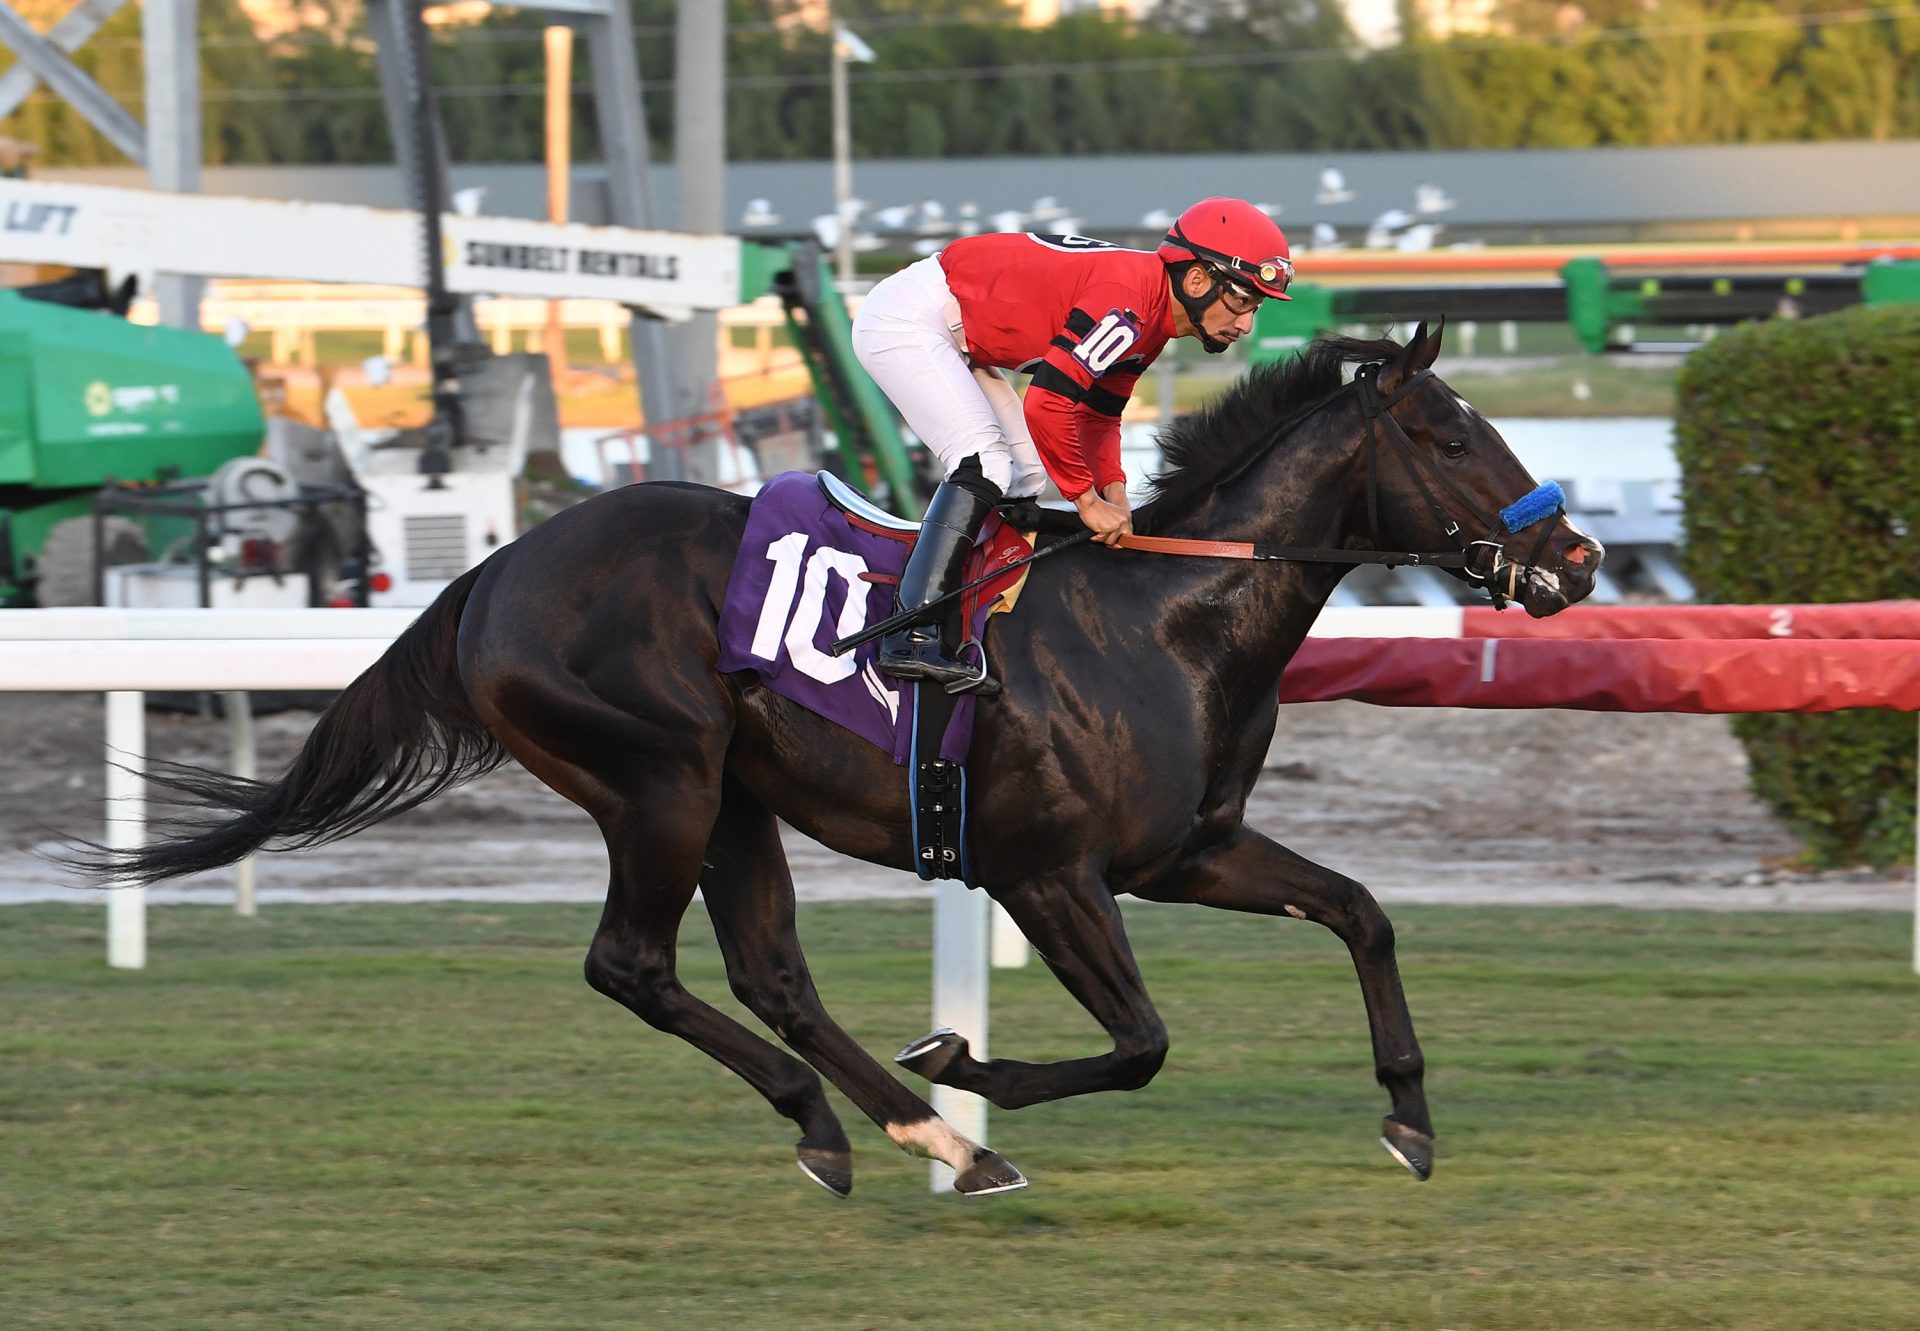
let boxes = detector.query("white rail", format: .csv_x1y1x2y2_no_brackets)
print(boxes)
0,613,409,693
1,611,423,968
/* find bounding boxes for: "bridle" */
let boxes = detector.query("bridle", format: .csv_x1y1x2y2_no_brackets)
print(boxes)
1348,361,1567,610
830,359,1570,658
1115,361,1567,609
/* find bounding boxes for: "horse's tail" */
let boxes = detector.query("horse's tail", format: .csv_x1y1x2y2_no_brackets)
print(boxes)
70,563,509,886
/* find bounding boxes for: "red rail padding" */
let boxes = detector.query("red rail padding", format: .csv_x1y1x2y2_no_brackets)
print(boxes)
1461,601,1920,641
1280,637,1920,713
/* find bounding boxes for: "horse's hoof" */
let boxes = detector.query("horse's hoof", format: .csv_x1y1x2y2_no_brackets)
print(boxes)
1380,1119,1434,1181
895,1028,968,1081
796,1146,854,1198
953,1148,1028,1196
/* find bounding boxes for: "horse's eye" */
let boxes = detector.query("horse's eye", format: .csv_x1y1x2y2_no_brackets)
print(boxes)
1439,438,1468,458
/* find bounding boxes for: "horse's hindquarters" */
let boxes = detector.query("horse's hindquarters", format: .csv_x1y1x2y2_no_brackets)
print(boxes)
458,483,749,824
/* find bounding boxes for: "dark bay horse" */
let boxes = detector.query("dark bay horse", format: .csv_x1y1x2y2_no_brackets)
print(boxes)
88,323,1602,1196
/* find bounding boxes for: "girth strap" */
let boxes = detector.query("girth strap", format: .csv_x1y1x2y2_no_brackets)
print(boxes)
909,682,973,885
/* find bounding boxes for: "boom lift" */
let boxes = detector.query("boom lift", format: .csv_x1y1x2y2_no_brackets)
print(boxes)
0,278,265,605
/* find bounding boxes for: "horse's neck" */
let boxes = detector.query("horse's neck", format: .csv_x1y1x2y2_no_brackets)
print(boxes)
1153,420,1363,695
1163,413,1366,566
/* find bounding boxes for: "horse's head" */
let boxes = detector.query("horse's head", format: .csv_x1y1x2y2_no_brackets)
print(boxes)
1360,320,1603,617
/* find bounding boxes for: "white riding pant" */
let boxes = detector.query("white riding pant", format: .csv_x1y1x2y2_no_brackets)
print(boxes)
850,254,1049,500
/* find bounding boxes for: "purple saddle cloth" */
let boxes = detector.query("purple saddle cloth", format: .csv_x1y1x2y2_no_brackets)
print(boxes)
716,472,995,764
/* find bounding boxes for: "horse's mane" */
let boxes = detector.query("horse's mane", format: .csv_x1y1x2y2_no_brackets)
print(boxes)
1133,332,1405,532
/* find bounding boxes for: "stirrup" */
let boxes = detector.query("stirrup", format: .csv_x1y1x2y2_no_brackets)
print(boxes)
878,632,998,696
878,627,962,682
942,639,999,697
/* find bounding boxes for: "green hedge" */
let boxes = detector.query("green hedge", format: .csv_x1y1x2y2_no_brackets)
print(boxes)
1673,304,1920,868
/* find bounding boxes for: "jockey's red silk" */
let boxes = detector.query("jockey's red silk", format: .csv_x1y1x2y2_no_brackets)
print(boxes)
938,233,1176,500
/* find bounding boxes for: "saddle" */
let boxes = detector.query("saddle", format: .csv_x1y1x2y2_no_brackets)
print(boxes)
715,471,1039,885
817,471,1040,627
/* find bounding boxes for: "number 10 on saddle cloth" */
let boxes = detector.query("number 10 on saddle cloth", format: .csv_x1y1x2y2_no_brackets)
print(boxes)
714,471,1037,766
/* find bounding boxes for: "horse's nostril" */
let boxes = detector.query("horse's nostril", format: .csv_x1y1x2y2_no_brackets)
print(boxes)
1564,542,1590,566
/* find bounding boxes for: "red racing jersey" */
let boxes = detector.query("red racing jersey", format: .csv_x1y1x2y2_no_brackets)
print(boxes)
938,233,1175,501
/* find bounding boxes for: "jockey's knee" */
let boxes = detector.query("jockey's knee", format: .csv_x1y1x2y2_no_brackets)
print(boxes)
1007,457,1049,499
948,446,1012,498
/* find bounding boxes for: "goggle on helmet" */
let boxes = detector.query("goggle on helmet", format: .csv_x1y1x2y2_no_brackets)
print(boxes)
1157,198,1294,302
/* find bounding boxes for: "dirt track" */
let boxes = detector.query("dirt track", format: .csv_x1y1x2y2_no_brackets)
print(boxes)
2,692,1904,912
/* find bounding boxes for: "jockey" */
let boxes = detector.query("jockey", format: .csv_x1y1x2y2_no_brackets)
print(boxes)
850,197,1294,693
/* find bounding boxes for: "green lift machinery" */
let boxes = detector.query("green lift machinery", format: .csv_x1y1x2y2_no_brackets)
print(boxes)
742,240,923,511
1249,257,1920,363
0,285,265,606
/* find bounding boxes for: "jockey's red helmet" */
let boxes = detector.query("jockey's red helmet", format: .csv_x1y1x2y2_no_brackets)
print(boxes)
1157,198,1294,301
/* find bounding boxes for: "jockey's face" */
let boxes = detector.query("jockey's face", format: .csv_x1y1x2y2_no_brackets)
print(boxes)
1170,263,1259,347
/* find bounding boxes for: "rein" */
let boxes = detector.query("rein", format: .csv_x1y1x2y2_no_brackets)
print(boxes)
830,361,1567,657
1114,532,1460,567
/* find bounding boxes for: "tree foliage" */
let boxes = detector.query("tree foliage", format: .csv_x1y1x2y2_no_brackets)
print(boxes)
2,0,1917,166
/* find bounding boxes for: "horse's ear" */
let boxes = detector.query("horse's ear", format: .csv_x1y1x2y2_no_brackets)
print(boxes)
1413,316,1444,370
1380,317,1445,394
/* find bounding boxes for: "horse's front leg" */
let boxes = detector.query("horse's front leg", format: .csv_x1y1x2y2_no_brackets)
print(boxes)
896,871,1169,1110
1134,825,1435,1180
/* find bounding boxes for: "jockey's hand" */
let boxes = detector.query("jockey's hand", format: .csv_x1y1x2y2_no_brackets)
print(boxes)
1075,484,1133,547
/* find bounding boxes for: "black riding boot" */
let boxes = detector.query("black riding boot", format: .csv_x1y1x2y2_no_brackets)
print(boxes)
879,473,1000,693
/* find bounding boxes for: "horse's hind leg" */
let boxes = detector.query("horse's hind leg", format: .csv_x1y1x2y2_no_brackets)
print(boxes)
583,793,857,1195
1136,825,1435,1180
895,869,1170,1111
701,776,1027,1195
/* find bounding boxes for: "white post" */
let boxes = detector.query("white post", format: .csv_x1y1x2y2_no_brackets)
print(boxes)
826,25,874,288
226,691,256,917
930,878,988,1192
105,690,146,970
143,0,203,332
829,31,853,286
990,901,1029,969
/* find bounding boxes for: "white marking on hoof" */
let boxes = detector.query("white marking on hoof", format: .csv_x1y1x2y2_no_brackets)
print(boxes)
895,1028,958,1063
960,1175,1030,1197
1284,905,1306,919
886,1117,976,1171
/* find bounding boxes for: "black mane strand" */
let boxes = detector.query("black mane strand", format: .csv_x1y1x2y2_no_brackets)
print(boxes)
1134,332,1404,531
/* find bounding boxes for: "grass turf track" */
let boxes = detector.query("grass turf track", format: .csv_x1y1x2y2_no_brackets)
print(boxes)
3,900,1916,1330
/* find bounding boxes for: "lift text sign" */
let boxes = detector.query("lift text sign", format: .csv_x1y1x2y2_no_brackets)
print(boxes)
0,179,743,315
